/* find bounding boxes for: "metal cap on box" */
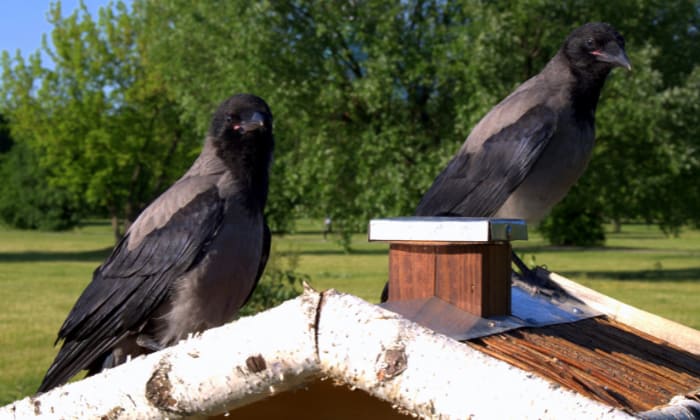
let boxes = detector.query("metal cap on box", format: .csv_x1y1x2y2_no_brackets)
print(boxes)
368,217,528,243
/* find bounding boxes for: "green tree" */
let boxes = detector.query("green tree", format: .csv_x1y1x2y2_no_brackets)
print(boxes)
140,1,495,240
0,141,82,230
141,0,700,245
0,1,307,315
656,66,700,230
0,112,80,230
0,114,12,153
1,1,194,240
5,0,699,244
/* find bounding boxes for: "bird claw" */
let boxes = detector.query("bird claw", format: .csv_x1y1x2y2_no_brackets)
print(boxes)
136,334,163,352
511,254,581,304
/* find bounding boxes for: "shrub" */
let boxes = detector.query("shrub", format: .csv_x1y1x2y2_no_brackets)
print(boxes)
239,245,307,316
538,191,606,247
0,142,82,230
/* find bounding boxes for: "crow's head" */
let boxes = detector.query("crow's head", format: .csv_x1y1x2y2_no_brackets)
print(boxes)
209,93,274,165
210,93,273,140
209,94,274,195
564,22,631,76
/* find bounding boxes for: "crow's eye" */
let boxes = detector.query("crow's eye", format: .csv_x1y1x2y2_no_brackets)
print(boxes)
225,115,233,123
585,38,595,48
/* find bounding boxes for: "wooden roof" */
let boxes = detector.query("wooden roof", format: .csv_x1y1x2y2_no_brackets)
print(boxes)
468,316,700,413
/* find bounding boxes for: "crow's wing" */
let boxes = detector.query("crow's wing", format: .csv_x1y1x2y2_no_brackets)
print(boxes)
415,105,556,217
38,184,225,392
241,223,271,307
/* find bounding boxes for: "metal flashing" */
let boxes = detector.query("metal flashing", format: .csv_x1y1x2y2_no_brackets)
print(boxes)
368,217,528,242
380,282,601,341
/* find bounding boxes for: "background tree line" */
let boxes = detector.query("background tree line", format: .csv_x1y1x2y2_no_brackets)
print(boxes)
1,0,699,246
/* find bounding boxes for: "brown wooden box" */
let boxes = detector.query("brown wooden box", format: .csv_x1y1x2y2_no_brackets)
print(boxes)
387,242,512,317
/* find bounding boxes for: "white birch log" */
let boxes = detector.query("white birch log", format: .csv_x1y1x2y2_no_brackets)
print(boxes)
316,289,632,420
0,289,321,419
637,395,700,420
1,285,657,419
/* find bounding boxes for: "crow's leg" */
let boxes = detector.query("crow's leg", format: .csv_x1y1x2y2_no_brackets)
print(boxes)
511,251,578,302
511,251,547,287
380,281,389,303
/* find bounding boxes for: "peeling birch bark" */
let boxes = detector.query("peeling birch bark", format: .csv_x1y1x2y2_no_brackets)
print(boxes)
1,291,320,419
637,395,700,420
316,290,633,420
1,286,646,419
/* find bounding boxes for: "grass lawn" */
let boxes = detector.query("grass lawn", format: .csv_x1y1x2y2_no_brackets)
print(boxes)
286,220,700,329
0,220,698,404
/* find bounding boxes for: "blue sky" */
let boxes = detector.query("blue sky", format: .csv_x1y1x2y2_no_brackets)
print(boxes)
0,1,130,65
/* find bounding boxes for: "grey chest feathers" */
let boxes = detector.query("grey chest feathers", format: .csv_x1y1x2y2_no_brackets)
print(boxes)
494,114,595,223
158,199,263,345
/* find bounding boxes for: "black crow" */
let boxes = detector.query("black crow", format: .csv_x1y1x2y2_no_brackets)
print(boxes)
38,94,274,392
381,23,630,302
416,22,630,221
418,22,630,285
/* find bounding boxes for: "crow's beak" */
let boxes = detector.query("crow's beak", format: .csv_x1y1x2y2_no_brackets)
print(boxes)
592,42,632,71
235,111,267,134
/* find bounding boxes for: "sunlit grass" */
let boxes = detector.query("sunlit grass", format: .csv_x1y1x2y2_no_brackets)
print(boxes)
289,221,700,328
0,220,698,404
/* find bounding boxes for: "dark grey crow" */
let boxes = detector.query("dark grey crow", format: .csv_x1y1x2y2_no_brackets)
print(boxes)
381,23,630,302
417,22,629,220
38,94,274,392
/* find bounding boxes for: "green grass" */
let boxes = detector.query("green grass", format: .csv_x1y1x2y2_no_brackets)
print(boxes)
0,220,699,404
286,220,700,330
0,222,114,404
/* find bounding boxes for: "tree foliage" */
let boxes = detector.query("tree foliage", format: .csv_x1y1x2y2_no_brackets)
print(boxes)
0,141,82,230
1,0,699,247
538,182,606,247
0,1,195,239
138,0,700,245
0,113,81,230
0,114,12,153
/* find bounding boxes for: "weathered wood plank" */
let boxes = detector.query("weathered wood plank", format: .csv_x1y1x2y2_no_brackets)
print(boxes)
468,317,700,412
388,243,436,301
540,268,700,355
387,243,511,317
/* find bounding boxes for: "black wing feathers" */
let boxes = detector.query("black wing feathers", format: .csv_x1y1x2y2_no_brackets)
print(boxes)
241,223,271,307
38,187,225,392
415,105,556,217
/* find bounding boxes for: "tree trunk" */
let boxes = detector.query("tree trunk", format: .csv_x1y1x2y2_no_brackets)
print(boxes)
613,219,622,233
110,214,122,244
